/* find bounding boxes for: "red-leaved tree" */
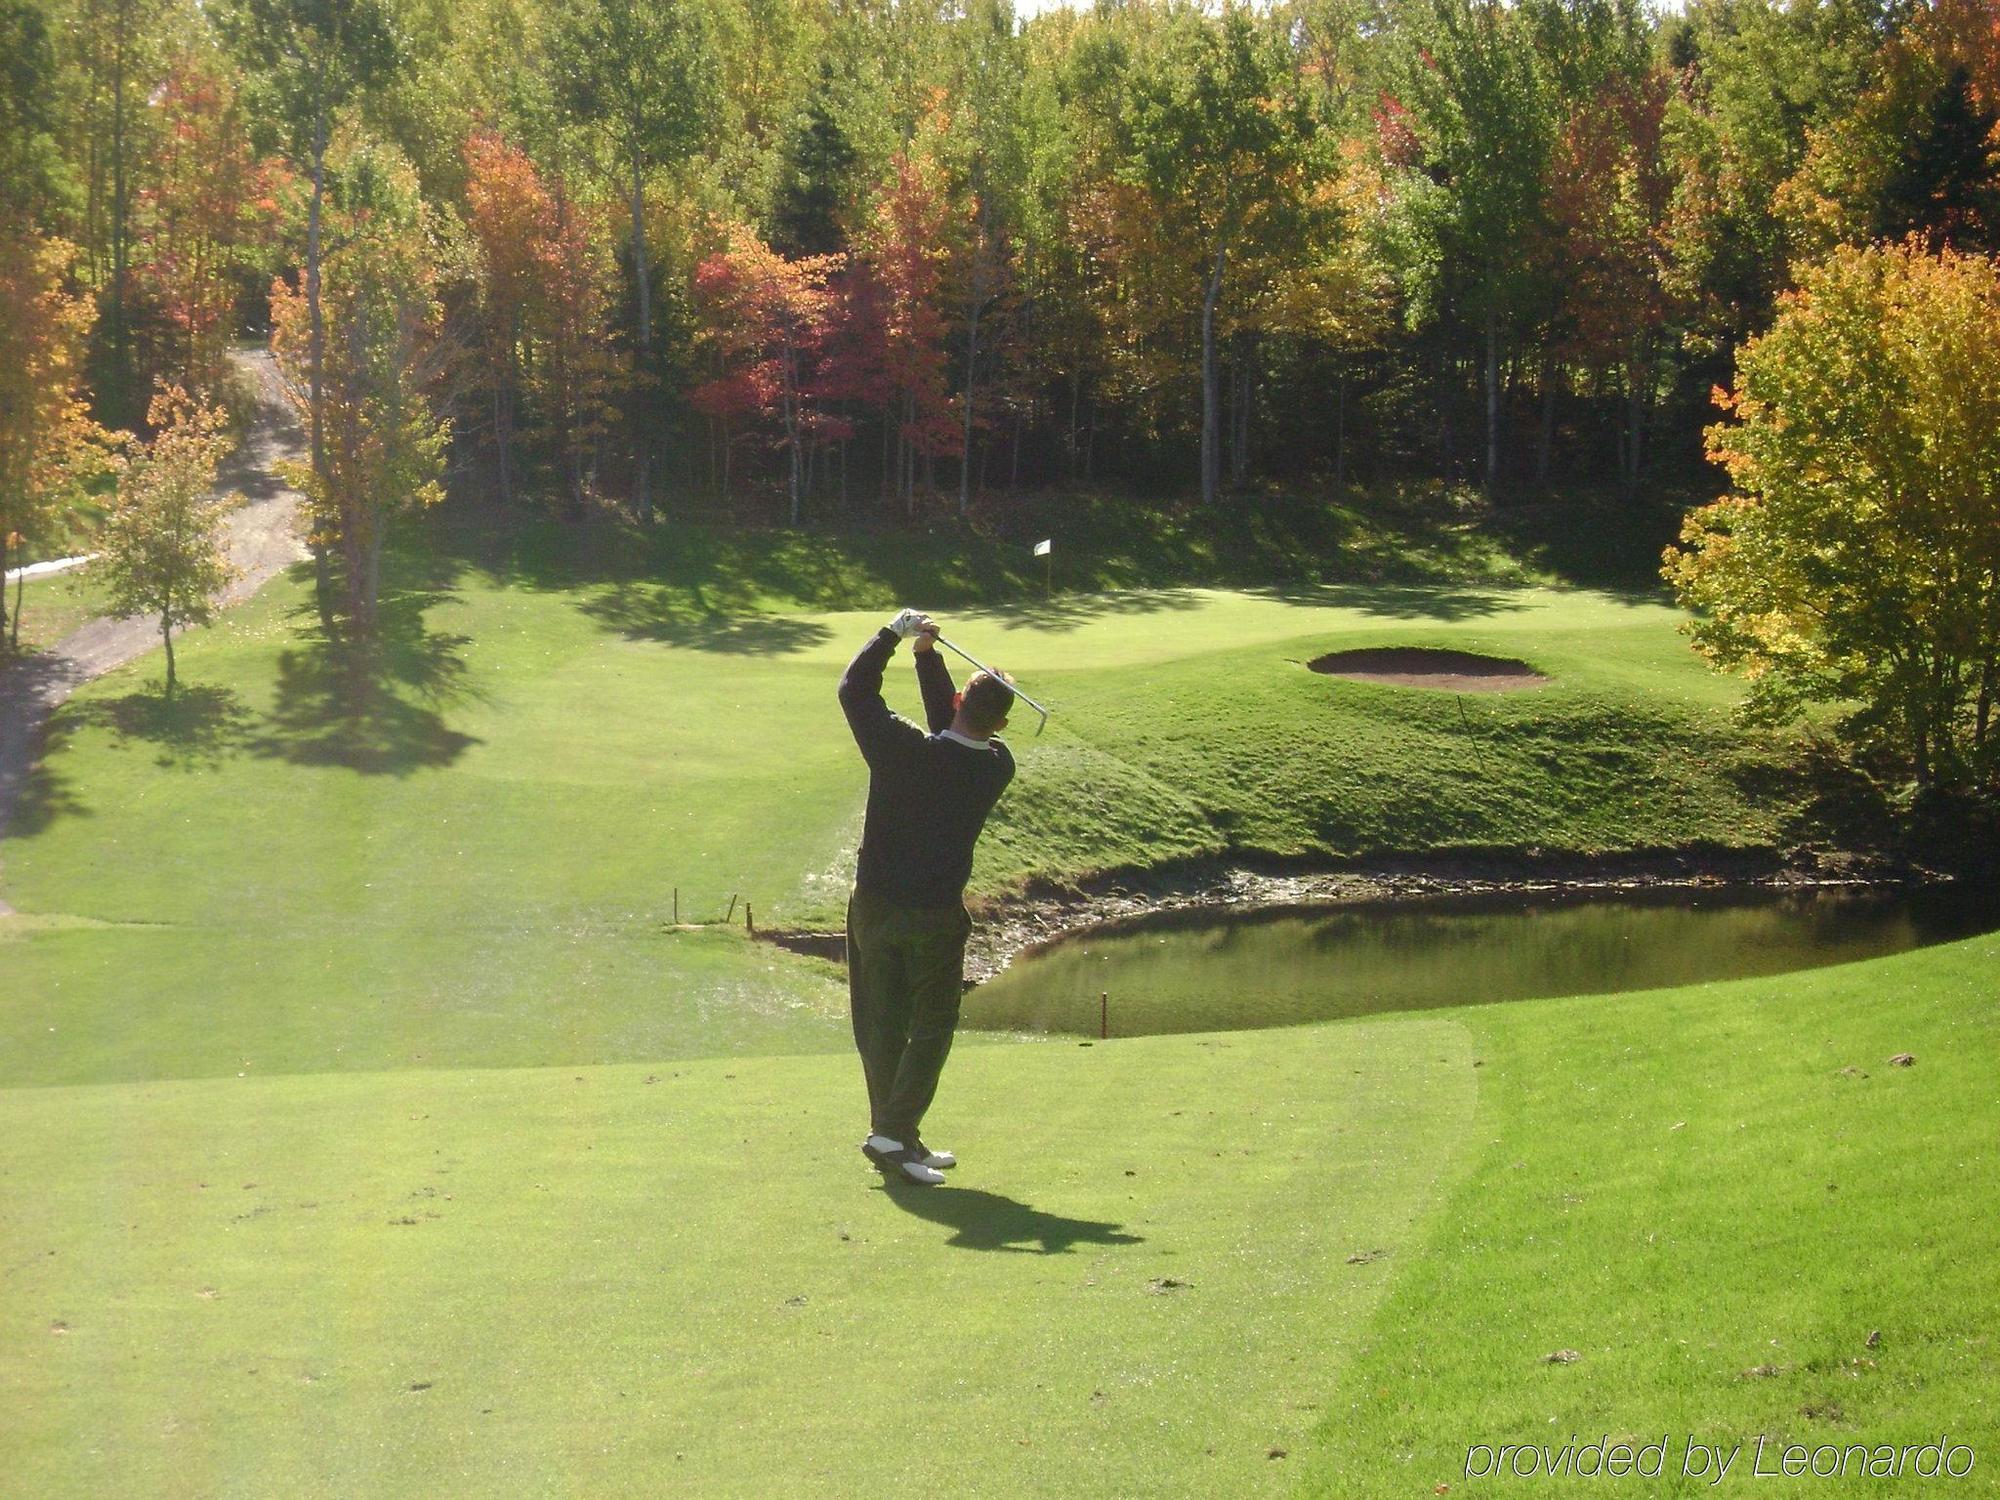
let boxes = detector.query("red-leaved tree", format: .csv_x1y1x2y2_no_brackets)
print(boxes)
690,224,846,525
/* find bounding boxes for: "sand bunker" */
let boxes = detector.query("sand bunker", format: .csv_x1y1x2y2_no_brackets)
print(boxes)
1306,647,1550,693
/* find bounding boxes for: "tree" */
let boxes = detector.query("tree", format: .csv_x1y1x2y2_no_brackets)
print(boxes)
769,59,860,258
1544,61,1677,494
63,0,175,421
942,0,1027,514
0,222,104,651
268,130,451,631
1392,0,1555,493
0,0,64,218
1664,240,2000,788
1114,5,1322,506
95,387,238,696
548,0,716,522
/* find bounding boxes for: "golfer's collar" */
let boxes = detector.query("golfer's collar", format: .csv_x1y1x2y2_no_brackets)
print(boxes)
938,729,990,750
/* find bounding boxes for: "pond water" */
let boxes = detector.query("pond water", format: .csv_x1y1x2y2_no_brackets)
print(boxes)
962,885,1999,1038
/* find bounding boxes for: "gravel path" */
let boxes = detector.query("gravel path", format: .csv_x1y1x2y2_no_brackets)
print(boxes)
0,348,307,911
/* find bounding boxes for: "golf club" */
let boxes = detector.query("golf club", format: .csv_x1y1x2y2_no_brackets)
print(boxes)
934,634,1051,736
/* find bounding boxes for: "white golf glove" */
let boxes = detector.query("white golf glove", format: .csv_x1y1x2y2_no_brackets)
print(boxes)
886,608,933,640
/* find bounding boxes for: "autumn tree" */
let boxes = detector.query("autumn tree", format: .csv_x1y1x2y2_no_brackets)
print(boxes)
1784,0,2000,257
131,51,285,403
1542,58,1677,493
1664,240,2000,787
0,224,104,651
690,225,844,524
95,387,238,696
269,131,451,631
464,131,623,514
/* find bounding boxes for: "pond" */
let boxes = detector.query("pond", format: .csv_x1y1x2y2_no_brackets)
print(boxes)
961,885,2000,1038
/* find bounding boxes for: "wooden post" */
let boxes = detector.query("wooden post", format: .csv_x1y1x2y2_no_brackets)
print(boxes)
673,887,679,924
746,902,754,937
1100,991,1108,1040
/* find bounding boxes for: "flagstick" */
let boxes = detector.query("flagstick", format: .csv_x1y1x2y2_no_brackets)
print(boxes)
1045,550,1051,599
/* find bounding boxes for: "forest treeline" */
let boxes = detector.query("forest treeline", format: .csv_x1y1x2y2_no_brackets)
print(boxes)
2,0,1997,584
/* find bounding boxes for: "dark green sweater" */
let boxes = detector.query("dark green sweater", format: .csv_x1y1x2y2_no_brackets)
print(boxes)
838,628,1016,911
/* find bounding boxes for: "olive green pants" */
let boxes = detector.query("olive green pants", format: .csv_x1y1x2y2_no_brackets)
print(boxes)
846,884,972,1143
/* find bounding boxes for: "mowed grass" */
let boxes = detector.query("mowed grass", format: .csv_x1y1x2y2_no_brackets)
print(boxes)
0,1016,1479,1499
2,511,1788,1085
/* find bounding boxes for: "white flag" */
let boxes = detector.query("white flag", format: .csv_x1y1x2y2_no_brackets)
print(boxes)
1033,538,1052,557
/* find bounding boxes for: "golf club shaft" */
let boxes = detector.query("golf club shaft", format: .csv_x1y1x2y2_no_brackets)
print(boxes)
934,635,1051,734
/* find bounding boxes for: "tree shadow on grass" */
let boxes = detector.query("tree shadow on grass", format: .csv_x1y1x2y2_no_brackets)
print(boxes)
251,592,482,775
1242,581,1534,622
878,1180,1145,1254
975,587,1208,634
61,683,257,772
578,582,834,654
1,653,89,837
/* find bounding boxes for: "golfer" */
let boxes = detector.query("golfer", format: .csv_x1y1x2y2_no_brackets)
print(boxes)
838,608,1016,1186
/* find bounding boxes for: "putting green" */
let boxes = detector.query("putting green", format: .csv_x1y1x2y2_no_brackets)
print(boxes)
0,1017,1478,1498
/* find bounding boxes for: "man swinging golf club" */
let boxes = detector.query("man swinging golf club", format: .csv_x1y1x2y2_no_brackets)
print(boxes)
839,608,1016,1186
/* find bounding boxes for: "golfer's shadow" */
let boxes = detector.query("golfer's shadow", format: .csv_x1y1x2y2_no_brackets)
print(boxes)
879,1180,1145,1255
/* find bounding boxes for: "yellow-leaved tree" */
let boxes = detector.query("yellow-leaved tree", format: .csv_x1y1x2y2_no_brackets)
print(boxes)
1664,239,2000,789
94,388,240,698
